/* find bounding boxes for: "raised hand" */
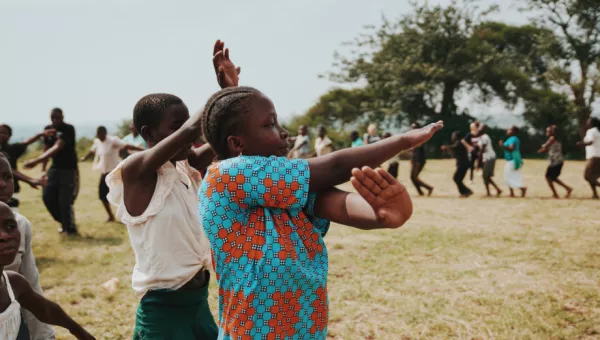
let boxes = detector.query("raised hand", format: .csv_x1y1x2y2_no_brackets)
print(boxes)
350,166,412,229
43,128,56,137
213,40,240,89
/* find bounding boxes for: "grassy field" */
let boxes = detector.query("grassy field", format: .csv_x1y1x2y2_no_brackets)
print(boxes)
17,159,600,339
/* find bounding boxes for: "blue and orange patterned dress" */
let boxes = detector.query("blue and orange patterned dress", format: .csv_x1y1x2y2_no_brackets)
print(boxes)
199,156,330,340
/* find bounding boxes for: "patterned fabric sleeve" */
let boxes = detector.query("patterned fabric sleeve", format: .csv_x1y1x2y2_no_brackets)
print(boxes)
205,156,311,210
304,192,330,237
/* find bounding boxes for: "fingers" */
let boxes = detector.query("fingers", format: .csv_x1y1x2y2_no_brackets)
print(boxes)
375,168,402,188
224,48,230,60
213,40,222,57
236,66,241,75
212,50,224,62
351,167,383,195
363,166,390,189
350,176,380,207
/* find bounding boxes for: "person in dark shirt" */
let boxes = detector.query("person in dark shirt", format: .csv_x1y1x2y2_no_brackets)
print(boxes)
24,108,79,235
409,123,434,196
461,122,481,183
0,124,50,211
442,130,473,197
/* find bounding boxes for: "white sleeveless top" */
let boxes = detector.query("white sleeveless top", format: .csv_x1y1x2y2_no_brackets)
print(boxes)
0,271,21,340
106,159,212,297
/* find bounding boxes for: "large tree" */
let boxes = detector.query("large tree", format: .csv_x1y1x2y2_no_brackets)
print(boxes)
328,1,555,126
525,0,600,136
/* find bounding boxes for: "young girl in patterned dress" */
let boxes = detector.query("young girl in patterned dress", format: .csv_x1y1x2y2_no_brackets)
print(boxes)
198,86,443,339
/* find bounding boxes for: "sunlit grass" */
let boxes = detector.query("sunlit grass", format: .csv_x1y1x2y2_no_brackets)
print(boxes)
19,159,600,339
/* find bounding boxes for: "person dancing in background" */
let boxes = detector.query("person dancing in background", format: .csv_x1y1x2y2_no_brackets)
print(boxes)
24,108,80,235
350,130,364,147
288,125,311,159
442,130,473,197
477,124,502,197
409,123,434,196
577,117,600,199
120,121,147,159
0,153,56,340
461,121,481,184
499,126,527,198
0,124,52,212
314,125,334,157
363,123,381,145
538,125,573,199
80,126,143,222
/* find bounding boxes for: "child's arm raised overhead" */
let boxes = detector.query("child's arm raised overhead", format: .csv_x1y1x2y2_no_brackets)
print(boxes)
313,167,412,230
307,121,443,192
123,40,238,179
7,271,96,340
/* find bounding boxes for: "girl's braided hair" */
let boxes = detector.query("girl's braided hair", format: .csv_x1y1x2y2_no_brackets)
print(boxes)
201,86,260,159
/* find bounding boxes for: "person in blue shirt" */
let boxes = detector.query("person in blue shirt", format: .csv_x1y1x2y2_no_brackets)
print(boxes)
499,126,527,198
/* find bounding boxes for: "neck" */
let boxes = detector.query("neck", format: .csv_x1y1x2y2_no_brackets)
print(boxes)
133,132,138,137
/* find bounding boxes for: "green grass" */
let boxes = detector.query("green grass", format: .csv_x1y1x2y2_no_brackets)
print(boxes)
18,159,600,339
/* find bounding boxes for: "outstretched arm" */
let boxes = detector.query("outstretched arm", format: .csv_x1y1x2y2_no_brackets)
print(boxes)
23,139,65,169
313,167,412,230
13,171,42,189
538,137,554,153
307,121,442,192
9,272,95,340
20,128,56,147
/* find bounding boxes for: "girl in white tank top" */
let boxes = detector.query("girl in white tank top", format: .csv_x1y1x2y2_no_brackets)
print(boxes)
0,271,21,340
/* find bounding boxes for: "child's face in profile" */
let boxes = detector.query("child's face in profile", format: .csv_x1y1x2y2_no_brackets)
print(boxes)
0,157,14,203
238,93,290,158
149,104,193,161
0,202,20,266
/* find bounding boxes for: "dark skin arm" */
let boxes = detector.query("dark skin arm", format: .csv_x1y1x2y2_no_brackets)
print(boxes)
7,271,95,340
13,171,42,189
314,167,412,230
498,139,515,151
20,129,56,147
23,139,65,169
187,144,216,175
122,40,237,216
538,136,555,153
307,121,443,192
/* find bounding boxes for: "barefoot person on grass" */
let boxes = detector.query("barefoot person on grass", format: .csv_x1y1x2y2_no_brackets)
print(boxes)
477,124,502,197
409,123,434,196
538,125,573,199
442,130,473,197
499,126,527,198
80,126,143,222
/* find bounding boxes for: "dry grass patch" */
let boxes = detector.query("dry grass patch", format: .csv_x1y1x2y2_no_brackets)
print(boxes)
18,159,599,339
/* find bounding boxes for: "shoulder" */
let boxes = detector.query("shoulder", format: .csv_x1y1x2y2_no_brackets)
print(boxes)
6,271,31,297
14,213,32,238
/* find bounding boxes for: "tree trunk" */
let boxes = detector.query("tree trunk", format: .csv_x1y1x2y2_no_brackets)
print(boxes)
572,83,590,137
440,81,458,116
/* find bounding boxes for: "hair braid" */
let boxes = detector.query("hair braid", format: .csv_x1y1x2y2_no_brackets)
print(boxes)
201,86,260,159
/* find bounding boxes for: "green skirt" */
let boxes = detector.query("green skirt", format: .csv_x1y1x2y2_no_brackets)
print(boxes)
133,278,218,340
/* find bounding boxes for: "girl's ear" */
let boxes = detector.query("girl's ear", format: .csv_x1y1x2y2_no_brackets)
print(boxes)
140,126,153,144
227,135,243,156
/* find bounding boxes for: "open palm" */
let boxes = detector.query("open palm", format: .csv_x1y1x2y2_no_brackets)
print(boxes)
350,166,412,228
213,40,240,88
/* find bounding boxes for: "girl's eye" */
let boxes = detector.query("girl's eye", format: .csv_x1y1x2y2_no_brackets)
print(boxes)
6,223,17,230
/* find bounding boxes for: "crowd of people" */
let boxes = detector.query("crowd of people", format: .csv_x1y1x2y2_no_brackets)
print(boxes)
0,39,598,340
287,118,600,200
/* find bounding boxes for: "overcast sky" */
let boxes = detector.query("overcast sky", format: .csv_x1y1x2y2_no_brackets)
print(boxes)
1,0,532,129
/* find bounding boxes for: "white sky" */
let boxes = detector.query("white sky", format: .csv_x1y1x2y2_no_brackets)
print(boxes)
1,0,531,128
